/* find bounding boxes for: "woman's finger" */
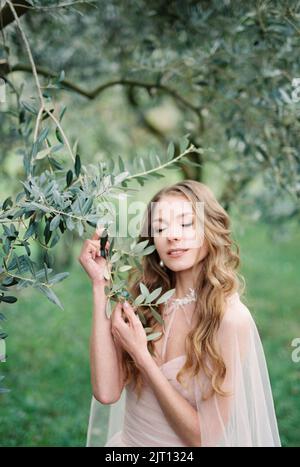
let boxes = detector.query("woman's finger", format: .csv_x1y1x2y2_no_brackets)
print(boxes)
91,226,105,240
89,239,110,256
89,239,101,247
84,243,98,260
111,302,123,326
122,301,139,326
91,230,100,241
88,240,101,257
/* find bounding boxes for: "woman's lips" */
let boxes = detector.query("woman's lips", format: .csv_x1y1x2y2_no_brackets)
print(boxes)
167,249,189,258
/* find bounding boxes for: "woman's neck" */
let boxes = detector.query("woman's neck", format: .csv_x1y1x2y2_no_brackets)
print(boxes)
174,269,196,299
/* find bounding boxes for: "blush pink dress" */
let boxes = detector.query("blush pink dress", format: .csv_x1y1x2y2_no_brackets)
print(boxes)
105,354,196,447
104,289,198,447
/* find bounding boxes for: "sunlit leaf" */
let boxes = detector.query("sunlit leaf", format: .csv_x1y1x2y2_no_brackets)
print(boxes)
155,288,176,305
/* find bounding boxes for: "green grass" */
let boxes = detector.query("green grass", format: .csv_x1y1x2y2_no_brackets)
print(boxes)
0,220,299,446
0,262,99,447
233,219,300,447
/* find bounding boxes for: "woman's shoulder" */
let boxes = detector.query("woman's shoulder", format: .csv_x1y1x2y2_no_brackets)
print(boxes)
220,291,254,333
217,293,258,359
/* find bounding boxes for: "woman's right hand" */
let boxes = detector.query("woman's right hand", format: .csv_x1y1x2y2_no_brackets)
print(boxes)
78,227,111,285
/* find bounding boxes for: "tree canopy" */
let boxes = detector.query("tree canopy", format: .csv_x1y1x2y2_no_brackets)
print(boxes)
0,0,300,392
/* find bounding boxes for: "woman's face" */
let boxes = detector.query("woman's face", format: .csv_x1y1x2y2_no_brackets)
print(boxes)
152,194,208,272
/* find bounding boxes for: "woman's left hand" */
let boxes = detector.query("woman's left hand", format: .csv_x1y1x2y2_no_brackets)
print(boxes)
111,300,150,366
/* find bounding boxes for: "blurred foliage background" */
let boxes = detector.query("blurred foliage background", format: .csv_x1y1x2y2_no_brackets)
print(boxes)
0,0,299,446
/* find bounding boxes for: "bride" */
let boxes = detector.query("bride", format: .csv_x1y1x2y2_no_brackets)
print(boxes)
78,179,281,447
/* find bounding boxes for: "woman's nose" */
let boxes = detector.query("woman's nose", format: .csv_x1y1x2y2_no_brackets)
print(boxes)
166,225,183,241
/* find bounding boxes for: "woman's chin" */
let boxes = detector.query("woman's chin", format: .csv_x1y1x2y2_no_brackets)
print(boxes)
165,261,194,272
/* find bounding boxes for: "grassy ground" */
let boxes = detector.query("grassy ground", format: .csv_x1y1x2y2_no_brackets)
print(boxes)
232,219,300,447
0,220,299,446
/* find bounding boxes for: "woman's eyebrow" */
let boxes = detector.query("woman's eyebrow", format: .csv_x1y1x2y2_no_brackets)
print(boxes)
153,212,194,222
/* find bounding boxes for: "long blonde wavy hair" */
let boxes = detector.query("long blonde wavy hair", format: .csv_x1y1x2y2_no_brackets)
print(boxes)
120,180,245,400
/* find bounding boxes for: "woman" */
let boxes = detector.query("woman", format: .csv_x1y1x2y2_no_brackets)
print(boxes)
79,180,281,447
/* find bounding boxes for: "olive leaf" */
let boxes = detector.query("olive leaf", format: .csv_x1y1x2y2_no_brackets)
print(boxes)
155,289,176,305
146,331,163,342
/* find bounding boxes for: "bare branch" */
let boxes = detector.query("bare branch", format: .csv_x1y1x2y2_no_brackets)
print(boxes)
12,1,97,11
6,1,44,105
125,86,203,180
9,63,204,123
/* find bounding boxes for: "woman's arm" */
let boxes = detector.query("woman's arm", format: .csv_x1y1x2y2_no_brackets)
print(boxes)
135,354,201,447
90,280,125,405
78,228,125,405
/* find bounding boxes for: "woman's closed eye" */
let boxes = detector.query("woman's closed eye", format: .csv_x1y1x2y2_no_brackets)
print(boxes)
155,222,193,233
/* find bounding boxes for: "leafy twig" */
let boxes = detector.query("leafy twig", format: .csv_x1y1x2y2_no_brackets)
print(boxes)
6,1,76,163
